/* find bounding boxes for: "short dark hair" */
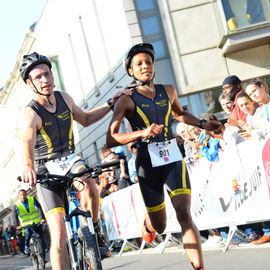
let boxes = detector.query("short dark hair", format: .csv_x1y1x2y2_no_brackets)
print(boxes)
222,75,241,86
244,77,266,91
218,93,232,103
236,91,252,102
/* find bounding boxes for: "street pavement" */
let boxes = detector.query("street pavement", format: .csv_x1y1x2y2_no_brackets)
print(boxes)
0,253,51,269
102,242,270,270
1,242,270,269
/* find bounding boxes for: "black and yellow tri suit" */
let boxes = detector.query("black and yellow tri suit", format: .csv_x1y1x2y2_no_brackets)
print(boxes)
127,84,191,213
27,91,84,215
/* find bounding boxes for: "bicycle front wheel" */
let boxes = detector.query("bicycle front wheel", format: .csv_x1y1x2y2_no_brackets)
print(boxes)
35,239,45,269
30,248,39,270
78,225,103,270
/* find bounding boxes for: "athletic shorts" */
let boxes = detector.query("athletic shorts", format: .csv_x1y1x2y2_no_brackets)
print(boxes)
136,144,191,213
10,238,17,247
36,159,86,217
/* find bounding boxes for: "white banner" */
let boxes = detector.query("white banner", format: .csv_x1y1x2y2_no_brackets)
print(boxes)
102,136,270,241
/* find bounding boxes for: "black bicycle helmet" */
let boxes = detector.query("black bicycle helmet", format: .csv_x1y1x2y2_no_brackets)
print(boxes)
20,52,52,82
124,43,155,76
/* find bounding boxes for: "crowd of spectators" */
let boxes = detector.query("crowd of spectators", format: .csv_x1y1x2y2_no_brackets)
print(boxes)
175,75,270,248
0,223,22,256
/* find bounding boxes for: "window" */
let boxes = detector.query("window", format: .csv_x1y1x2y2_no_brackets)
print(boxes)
50,56,65,91
218,0,270,55
180,88,223,118
136,0,154,11
141,16,159,35
152,40,166,59
221,0,270,31
134,0,168,60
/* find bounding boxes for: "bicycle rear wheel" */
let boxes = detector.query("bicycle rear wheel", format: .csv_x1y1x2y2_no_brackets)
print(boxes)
78,225,103,270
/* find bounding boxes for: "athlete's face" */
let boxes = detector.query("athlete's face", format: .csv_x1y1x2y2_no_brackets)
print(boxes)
237,96,255,115
245,83,266,104
128,53,154,82
27,64,54,95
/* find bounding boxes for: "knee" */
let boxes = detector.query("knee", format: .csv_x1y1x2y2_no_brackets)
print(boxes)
151,220,166,234
50,229,66,251
82,179,98,198
174,205,192,224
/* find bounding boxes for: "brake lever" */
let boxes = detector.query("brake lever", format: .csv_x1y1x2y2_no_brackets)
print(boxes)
90,165,103,178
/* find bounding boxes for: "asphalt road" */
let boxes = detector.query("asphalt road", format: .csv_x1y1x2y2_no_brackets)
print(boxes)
1,243,270,270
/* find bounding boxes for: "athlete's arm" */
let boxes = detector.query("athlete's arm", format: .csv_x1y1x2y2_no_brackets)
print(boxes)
60,89,133,127
165,85,222,131
106,94,163,147
21,108,40,188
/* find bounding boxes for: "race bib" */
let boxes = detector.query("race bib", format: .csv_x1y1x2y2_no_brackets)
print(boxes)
147,138,182,167
45,153,81,175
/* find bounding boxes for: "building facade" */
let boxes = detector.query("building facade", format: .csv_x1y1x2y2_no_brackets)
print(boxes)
0,0,270,224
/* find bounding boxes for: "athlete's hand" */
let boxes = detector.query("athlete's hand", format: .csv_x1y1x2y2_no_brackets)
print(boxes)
111,88,133,106
21,166,37,188
141,123,164,138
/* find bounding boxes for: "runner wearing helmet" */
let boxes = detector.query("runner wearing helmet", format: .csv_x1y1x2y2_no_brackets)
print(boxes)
107,43,222,270
19,52,130,269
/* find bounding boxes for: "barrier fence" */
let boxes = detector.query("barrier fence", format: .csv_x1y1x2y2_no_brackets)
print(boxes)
102,135,270,253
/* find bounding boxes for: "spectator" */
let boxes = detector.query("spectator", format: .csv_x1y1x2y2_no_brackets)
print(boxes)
127,142,139,184
4,228,11,254
244,77,270,244
197,113,223,163
218,93,235,115
0,224,7,255
232,91,257,140
222,75,247,124
100,150,131,198
245,77,270,137
7,224,20,256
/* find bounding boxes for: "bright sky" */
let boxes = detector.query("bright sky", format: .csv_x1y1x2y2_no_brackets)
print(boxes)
0,0,47,88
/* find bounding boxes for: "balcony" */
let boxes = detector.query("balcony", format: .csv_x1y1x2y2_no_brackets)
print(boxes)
218,21,270,55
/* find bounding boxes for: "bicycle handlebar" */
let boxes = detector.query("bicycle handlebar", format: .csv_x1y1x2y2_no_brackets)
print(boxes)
17,159,121,183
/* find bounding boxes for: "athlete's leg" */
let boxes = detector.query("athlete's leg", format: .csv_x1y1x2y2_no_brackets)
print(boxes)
171,194,203,269
146,208,167,234
46,211,70,270
71,161,99,224
37,182,70,270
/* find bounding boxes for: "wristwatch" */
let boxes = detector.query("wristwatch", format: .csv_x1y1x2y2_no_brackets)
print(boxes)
198,119,207,129
107,98,114,111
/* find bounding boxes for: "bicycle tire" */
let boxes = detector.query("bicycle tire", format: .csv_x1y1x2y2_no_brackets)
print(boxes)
78,225,103,270
30,247,39,270
35,238,46,269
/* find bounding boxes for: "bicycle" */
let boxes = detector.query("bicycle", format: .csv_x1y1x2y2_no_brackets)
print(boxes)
18,159,120,270
27,224,46,270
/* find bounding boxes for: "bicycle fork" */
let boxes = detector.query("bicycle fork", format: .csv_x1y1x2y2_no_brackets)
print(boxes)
64,208,95,269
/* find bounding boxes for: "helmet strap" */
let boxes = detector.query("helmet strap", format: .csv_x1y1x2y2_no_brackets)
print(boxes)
132,73,155,92
29,76,53,105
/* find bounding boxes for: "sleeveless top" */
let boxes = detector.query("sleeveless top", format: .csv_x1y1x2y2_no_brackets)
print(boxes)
27,91,75,168
127,84,173,144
